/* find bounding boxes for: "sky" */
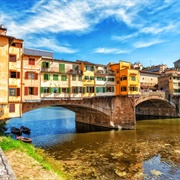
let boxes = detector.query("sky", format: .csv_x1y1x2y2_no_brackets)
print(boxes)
1,0,180,68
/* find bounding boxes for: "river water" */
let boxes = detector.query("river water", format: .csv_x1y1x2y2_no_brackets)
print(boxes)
6,106,180,179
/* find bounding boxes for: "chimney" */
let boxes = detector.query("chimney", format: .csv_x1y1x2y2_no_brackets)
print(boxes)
0,24,7,35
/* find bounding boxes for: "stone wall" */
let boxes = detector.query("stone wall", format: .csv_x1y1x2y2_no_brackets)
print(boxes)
22,96,136,129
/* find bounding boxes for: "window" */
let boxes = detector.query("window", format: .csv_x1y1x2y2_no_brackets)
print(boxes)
53,87,58,93
131,76,136,81
72,87,79,93
53,74,58,81
42,62,50,68
11,42,22,48
96,87,103,93
61,75,67,81
86,86,94,93
86,66,94,71
78,75,82,81
29,87,34,95
117,81,119,84
25,72,38,80
29,58,35,65
59,64,65,73
121,86,127,92
9,55,16,62
90,76,94,80
10,72,16,78
44,87,50,93
116,70,119,74
24,87,38,95
120,76,127,81
129,87,138,91
106,86,114,92
28,73,35,79
44,74,50,80
108,78,114,82
84,76,89,80
9,88,20,96
97,77,102,81
62,88,70,93
9,104,15,113
10,71,20,78
72,75,76,81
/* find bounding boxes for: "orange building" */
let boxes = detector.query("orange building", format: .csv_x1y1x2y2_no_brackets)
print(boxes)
108,61,140,96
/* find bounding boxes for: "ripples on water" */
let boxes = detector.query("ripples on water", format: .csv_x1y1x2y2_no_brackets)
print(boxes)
6,107,180,179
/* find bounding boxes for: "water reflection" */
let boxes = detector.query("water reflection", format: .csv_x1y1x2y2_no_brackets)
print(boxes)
6,107,76,147
6,107,180,179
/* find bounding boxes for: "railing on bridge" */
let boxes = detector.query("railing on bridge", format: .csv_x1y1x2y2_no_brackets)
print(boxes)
140,91,166,98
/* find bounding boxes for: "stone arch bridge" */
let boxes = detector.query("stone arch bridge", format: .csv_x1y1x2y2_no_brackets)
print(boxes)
22,92,179,129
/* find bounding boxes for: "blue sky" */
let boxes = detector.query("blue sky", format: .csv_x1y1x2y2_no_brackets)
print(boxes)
1,0,180,67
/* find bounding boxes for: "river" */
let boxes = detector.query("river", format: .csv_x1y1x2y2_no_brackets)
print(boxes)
6,106,180,179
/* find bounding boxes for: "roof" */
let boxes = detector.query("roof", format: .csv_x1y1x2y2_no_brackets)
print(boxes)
140,70,160,75
43,58,81,64
0,34,23,41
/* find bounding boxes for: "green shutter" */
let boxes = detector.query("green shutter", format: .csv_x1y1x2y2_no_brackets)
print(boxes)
91,66,94,71
85,76,89,80
104,77,106,81
96,87,99,93
83,87,85,94
40,87,44,93
42,62,46,68
67,88,70,93
76,87,78,93
44,74,46,80
59,87,62,93
48,74,50,80
103,87,106,93
48,62,50,68
59,64,65,73
53,74,58,81
50,87,54,93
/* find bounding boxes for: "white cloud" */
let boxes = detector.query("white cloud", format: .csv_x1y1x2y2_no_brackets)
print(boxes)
133,39,165,48
112,33,138,41
25,37,78,54
141,24,176,34
94,47,130,54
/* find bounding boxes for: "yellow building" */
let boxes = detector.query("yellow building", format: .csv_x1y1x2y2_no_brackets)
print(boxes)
77,60,95,97
109,61,140,96
0,25,23,119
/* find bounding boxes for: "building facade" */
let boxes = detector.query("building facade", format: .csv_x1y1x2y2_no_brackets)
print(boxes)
0,25,23,119
109,61,140,96
0,26,142,120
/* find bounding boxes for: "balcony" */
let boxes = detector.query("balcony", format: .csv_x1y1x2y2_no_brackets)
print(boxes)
41,68,51,72
67,69,82,74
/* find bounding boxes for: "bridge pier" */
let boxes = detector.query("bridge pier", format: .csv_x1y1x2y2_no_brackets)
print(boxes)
76,96,136,130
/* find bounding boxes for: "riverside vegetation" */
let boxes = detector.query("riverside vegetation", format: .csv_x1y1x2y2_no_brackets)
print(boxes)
0,123,70,180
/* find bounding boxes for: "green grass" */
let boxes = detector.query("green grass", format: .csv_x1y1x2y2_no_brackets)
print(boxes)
0,136,68,179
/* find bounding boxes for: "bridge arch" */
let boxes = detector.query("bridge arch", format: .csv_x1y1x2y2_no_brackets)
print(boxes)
22,96,136,130
135,92,178,117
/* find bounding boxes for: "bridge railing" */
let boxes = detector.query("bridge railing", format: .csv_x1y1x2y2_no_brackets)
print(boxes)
140,91,166,98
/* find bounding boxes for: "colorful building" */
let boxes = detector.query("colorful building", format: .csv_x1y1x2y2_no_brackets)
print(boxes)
0,25,23,119
94,64,115,96
0,26,141,120
109,61,140,96
40,58,82,99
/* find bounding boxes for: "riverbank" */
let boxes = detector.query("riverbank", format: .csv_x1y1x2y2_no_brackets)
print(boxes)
0,136,69,180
